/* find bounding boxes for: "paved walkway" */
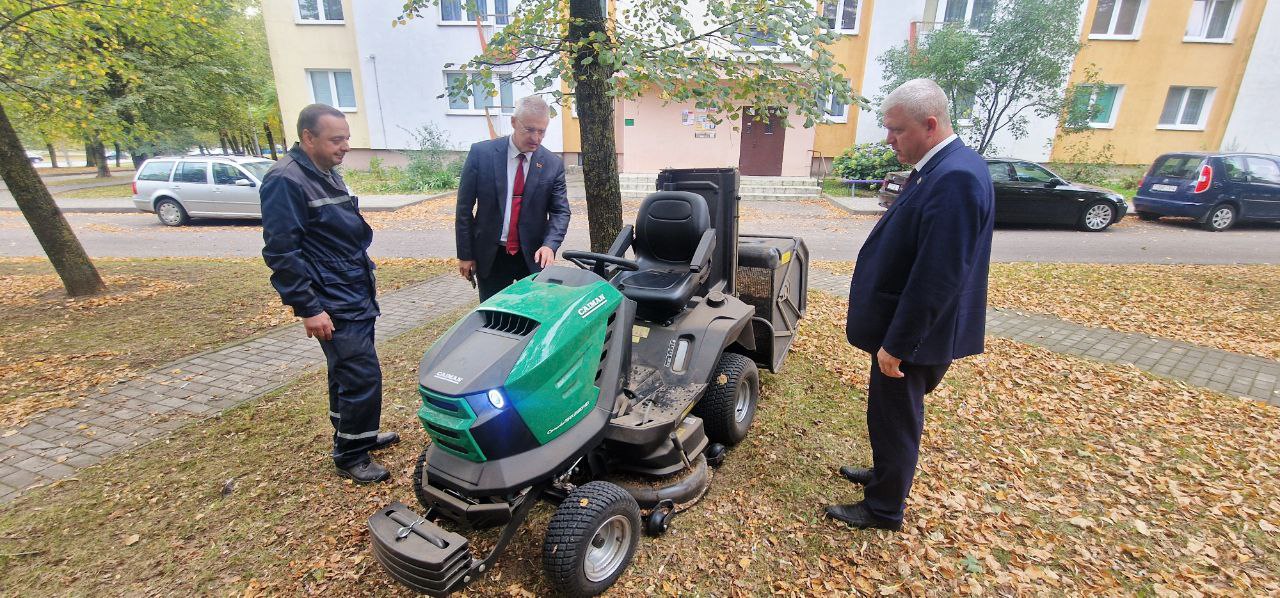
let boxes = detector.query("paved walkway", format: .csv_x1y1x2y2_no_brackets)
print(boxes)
3,268,1277,505
807,269,1280,406
0,191,446,213
0,275,475,504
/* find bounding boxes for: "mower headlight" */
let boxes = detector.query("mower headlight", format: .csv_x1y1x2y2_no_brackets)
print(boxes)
487,388,507,410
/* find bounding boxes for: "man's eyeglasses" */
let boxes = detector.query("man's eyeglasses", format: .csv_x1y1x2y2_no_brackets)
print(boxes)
514,120,547,137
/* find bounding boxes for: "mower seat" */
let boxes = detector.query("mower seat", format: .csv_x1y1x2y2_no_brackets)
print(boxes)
615,191,716,319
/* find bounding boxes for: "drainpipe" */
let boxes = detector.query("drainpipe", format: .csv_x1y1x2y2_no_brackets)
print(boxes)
367,54,389,149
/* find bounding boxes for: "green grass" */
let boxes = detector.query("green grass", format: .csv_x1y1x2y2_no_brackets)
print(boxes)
821,177,854,197
54,183,133,199
0,258,450,426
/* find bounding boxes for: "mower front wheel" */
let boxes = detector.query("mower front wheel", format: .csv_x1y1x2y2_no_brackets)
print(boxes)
543,481,641,597
411,447,432,510
694,352,760,446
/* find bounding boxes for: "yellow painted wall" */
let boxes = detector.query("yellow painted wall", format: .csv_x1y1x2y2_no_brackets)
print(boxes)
1051,0,1264,164
262,0,371,148
813,0,876,159
561,0,618,154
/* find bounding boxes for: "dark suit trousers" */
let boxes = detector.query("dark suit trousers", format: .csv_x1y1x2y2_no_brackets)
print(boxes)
864,355,950,522
478,245,531,301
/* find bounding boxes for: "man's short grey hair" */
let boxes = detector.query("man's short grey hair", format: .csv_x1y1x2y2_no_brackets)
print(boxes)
513,95,550,121
881,79,951,124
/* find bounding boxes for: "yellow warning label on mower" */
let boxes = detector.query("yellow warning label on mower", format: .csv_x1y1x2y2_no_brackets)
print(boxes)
632,325,650,344
781,250,792,264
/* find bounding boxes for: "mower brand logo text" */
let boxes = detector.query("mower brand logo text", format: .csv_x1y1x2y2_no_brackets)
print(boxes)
433,371,463,385
577,294,607,318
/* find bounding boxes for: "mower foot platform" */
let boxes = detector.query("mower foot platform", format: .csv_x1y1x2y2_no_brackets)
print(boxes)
369,502,474,596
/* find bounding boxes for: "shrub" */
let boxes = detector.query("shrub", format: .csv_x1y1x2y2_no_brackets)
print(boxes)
831,142,906,183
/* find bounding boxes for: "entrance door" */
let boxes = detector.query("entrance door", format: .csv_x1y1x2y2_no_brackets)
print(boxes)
738,108,785,176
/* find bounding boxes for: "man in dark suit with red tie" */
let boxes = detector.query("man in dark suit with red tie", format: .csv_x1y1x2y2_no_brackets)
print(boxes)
456,95,571,301
826,79,995,531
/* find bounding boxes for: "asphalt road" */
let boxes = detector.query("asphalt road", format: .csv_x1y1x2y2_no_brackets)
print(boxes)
0,199,1277,264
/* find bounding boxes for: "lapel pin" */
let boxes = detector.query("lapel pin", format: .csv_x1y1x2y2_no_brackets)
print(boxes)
536,162,543,169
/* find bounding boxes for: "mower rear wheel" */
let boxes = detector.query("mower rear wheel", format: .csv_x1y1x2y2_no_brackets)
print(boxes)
694,352,759,446
543,481,641,597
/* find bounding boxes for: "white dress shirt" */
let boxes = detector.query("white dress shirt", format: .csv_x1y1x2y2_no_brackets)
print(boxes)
911,133,958,173
500,137,534,244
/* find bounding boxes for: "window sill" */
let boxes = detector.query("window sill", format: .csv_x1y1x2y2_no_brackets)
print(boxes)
337,107,358,113
1156,124,1206,131
439,21,507,27
1183,36,1234,44
446,109,513,116
822,116,850,124
1087,33,1140,41
295,19,346,25
1088,122,1116,130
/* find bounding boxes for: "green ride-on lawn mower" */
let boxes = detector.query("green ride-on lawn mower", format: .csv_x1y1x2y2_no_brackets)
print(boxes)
368,168,809,596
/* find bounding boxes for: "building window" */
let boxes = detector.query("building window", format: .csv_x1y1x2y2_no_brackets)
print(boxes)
297,0,343,22
821,0,860,33
1089,0,1144,39
736,24,779,47
937,0,996,29
309,70,357,111
1186,0,1239,42
441,0,512,24
1158,86,1213,130
952,88,977,126
817,87,849,123
1071,84,1123,128
445,72,514,113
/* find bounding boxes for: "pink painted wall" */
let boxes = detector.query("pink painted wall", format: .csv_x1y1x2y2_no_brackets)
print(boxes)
618,96,816,176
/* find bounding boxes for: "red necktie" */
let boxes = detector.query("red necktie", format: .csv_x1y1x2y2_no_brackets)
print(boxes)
506,154,525,255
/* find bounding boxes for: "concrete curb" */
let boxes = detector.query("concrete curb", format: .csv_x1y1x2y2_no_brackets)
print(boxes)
823,192,887,216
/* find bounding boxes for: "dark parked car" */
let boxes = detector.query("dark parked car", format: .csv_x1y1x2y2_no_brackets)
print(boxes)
1132,152,1280,231
878,158,1128,231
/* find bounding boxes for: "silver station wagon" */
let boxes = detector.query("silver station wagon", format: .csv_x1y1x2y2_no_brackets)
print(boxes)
131,155,274,226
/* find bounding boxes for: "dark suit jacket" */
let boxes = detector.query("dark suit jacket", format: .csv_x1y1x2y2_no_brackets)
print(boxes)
845,138,994,365
455,136,571,278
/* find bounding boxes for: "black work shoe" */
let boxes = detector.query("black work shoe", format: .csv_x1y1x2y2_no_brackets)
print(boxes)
371,432,400,451
838,465,873,485
336,459,390,484
824,502,902,531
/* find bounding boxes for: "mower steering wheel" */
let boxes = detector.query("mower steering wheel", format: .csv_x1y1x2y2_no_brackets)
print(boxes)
561,250,639,277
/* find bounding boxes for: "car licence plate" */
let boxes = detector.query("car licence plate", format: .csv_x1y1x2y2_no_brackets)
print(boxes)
1151,184,1178,192
887,183,900,192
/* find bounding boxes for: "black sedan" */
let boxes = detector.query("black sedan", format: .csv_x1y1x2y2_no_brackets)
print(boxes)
877,158,1128,231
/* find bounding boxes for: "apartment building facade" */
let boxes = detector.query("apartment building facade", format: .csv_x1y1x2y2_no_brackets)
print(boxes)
263,0,1277,173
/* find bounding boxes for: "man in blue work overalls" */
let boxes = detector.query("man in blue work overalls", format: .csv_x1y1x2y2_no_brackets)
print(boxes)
261,104,398,484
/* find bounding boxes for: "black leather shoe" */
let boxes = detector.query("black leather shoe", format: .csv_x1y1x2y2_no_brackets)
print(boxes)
824,502,902,531
371,432,400,451
838,466,873,485
336,459,390,484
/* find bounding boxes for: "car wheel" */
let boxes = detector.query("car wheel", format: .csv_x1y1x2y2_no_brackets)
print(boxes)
1078,201,1116,232
1136,211,1160,222
1201,204,1236,232
155,198,189,226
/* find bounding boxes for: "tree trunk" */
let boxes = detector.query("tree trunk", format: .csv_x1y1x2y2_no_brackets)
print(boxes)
113,142,121,167
44,141,57,168
93,139,110,177
569,0,621,253
219,131,229,155
0,102,105,296
84,140,96,166
264,123,278,160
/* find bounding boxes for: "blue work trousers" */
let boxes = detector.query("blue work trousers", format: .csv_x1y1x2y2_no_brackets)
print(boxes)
317,317,383,468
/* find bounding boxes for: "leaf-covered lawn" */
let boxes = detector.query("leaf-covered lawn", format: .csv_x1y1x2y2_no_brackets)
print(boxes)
0,258,450,427
818,261,1280,360
2,291,1276,595
53,183,133,199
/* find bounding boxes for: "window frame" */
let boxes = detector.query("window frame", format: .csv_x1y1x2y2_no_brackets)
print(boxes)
439,0,514,26
821,0,861,35
295,0,345,24
443,71,516,115
307,69,358,112
1074,84,1124,129
137,160,176,182
819,89,849,124
932,0,997,30
173,161,211,185
1184,0,1243,43
212,162,252,186
1087,0,1148,40
1157,86,1215,131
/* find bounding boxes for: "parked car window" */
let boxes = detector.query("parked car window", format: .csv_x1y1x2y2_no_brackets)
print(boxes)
1219,156,1248,182
1012,162,1057,184
137,160,175,182
987,162,1014,182
1153,155,1200,179
241,161,273,180
1246,157,1280,184
212,163,245,185
173,161,209,184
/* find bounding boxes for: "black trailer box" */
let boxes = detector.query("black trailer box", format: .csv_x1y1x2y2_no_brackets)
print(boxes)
735,234,808,372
